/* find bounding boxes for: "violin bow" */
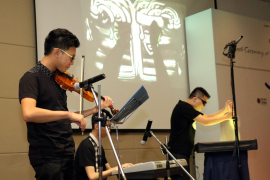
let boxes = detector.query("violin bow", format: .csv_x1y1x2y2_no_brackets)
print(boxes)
80,55,85,135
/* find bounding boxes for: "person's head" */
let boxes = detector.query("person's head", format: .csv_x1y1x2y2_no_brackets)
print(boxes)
188,87,210,111
91,110,112,138
44,28,80,72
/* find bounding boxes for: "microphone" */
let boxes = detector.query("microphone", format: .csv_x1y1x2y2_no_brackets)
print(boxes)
235,36,243,45
74,74,106,90
224,36,243,49
141,120,153,146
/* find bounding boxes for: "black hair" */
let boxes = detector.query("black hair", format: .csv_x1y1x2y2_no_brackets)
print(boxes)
91,109,113,130
44,28,80,55
188,87,211,99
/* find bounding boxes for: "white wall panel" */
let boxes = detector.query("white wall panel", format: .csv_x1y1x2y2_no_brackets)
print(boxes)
186,8,270,179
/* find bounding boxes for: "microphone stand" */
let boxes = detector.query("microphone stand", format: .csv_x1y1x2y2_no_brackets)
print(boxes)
164,137,171,180
85,84,127,180
223,36,243,180
95,85,104,180
149,131,195,180
86,84,127,180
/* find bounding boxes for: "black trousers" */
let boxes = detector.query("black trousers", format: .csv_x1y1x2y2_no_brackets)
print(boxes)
169,153,190,180
33,160,74,180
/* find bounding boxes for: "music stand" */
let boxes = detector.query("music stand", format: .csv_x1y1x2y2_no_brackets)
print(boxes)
110,85,149,124
107,86,149,180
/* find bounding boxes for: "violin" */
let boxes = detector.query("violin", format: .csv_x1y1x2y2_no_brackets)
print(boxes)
54,71,119,115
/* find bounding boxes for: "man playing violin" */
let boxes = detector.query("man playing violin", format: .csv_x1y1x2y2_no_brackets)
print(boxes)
168,87,233,180
19,28,113,180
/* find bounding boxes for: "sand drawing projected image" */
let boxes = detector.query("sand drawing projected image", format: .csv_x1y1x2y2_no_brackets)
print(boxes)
84,0,186,83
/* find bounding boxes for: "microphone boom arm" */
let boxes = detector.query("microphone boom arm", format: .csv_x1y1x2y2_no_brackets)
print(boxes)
149,131,195,180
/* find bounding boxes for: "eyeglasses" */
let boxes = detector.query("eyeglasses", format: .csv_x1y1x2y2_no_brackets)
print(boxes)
54,48,75,62
197,97,207,106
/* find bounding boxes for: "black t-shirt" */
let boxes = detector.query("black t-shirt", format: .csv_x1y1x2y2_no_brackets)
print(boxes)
168,100,201,155
74,136,108,180
19,62,74,166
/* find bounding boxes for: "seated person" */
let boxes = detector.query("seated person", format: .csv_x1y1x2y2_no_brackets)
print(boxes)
74,110,133,180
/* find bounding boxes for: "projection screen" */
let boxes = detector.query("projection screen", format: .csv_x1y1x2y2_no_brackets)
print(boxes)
34,0,189,130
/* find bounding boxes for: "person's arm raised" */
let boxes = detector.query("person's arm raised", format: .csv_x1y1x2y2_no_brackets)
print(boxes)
74,96,114,118
194,111,233,126
207,100,233,117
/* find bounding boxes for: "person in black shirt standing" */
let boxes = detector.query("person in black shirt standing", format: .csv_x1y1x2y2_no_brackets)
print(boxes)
74,110,133,180
168,87,233,180
19,28,113,180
